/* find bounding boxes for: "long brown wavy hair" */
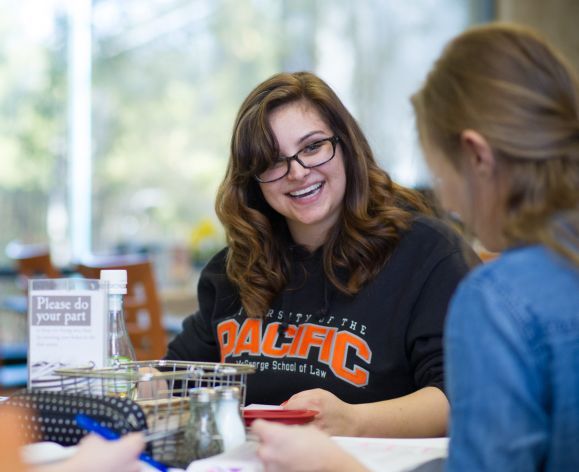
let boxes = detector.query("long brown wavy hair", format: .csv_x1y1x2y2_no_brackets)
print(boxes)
412,23,579,265
216,72,428,318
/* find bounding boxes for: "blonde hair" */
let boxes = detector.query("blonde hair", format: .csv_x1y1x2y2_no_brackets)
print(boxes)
412,23,579,264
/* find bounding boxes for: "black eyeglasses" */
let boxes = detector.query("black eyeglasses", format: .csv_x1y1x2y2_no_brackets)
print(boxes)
255,136,340,183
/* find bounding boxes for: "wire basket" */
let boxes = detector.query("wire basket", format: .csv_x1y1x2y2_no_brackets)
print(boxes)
49,360,255,466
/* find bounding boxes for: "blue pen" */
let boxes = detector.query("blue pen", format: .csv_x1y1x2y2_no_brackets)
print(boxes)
75,413,170,472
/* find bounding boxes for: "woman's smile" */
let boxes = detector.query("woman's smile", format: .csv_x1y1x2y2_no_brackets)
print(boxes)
286,182,324,200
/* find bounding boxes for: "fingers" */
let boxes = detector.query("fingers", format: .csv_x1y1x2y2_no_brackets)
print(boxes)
252,420,287,467
251,419,286,443
64,432,144,472
252,420,338,472
78,433,106,448
81,432,144,456
251,418,270,433
283,389,322,410
116,432,145,456
136,367,169,400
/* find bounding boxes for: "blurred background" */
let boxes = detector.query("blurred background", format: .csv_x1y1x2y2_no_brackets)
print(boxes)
1,0,578,390
0,0,491,273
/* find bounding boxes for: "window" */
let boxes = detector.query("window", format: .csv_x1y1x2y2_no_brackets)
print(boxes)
0,0,68,266
0,0,490,277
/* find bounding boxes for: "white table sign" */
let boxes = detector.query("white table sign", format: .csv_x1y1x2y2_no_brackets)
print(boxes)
28,278,108,389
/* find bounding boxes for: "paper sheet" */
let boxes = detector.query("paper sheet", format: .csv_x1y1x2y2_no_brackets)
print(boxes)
184,436,448,472
333,436,448,472
186,441,263,472
243,403,284,410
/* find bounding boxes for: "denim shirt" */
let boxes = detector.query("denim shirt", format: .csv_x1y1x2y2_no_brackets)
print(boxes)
445,245,579,471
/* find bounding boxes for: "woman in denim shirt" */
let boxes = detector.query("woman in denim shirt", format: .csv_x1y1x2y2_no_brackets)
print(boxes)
411,23,579,471
250,23,579,472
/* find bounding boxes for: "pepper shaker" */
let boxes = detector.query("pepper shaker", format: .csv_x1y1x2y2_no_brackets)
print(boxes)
176,387,223,467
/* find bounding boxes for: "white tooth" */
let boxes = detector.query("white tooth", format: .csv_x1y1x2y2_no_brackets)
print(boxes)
290,183,321,197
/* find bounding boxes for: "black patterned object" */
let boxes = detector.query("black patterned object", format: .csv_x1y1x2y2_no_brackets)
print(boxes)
2,390,147,446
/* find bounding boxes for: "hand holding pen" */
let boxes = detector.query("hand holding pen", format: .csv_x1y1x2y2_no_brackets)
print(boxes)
75,414,169,472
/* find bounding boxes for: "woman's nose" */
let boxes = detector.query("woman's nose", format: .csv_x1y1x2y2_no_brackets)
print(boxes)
286,159,310,180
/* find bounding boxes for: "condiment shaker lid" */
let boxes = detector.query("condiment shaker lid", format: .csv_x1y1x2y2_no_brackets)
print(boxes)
214,386,240,400
188,387,216,403
100,270,127,295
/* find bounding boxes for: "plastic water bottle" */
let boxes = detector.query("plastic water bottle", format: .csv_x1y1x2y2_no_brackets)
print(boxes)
101,269,136,397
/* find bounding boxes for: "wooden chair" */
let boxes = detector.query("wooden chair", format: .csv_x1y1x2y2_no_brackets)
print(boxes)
5,241,61,280
75,255,168,361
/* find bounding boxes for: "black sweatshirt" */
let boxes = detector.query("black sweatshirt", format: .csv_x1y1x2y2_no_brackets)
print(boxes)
166,216,475,406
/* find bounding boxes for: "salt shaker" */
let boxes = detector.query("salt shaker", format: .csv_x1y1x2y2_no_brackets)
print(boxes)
214,386,246,451
176,387,223,467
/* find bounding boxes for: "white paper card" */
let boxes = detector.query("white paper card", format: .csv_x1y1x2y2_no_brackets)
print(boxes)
243,404,284,410
184,437,447,472
27,278,108,389
186,441,263,472
333,436,448,472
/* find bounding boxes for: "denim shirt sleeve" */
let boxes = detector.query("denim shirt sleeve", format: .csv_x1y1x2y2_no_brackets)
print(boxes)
444,272,549,471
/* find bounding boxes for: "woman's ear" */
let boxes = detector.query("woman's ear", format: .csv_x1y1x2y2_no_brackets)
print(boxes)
460,130,497,178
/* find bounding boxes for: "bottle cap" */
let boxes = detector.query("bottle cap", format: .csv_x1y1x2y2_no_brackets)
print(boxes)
100,269,127,295
188,387,216,403
214,386,240,400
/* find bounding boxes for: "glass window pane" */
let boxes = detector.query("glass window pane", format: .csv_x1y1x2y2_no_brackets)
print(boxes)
90,0,487,269
0,1,67,267
1,0,490,276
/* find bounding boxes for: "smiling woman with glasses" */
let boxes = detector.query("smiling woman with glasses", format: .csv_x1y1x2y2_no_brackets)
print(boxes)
165,71,477,439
